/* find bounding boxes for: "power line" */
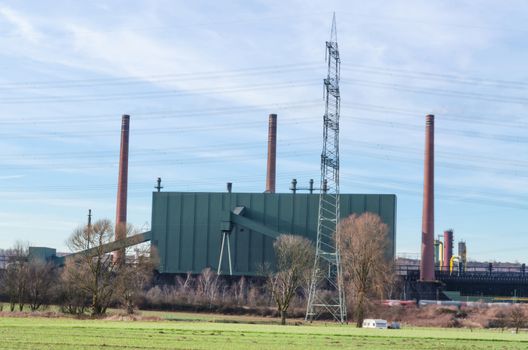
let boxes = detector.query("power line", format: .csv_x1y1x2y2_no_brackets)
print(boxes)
0,62,320,90
0,132,525,179
0,115,320,139
347,139,528,168
1,100,524,135
342,64,528,90
347,148,528,178
0,79,318,104
0,100,321,125
2,170,525,210
0,137,312,160
2,100,525,130
2,110,524,148
3,63,528,108
1,135,525,173
342,78,528,105
341,102,527,129
342,115,528,143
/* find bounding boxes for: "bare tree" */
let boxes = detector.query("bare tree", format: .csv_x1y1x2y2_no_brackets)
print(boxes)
62,219,119,316
1,242,29,311
115,246,156,314
267,234,314,325
493,309,508,332
337,213,393,327
196,267,220,306
59,258,90,315
232,276,247,306
3,262,20,312
26,260,56,311
510,305,526,334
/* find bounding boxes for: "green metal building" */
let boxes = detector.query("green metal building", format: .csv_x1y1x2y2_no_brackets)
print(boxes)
151,192,396,275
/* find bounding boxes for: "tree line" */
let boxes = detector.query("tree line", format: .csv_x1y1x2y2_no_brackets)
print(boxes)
0,219,154,316
0,213,394,326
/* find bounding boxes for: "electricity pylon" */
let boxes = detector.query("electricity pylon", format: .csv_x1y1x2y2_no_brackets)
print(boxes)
305,13,347,324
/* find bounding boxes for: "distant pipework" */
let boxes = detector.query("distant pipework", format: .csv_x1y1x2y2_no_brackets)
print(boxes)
434,239,443,269
265,113,277,193
458,240,467,271
114,114,130,263
290,178,297,194
443,229,453,271
290,179,315,194
420,114,435,281
155,177,163,192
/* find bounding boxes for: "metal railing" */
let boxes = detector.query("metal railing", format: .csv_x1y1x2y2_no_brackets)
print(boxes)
396,263,528,280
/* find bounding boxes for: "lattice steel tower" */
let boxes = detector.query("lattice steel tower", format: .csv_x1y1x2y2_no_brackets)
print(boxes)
305,14,347,323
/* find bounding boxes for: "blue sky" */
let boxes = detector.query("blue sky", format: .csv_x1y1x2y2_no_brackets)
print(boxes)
0,1,526,262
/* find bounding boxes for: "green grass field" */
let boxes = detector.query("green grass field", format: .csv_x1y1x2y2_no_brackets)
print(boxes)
1,313,527,349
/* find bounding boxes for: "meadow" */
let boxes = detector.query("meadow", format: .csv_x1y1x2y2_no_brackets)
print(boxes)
1,312,528,350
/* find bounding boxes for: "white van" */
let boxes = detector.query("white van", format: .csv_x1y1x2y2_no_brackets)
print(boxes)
362,319,388,329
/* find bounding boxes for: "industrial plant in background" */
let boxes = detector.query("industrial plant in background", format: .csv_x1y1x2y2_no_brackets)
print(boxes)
26,99,528,303
433,229,467,274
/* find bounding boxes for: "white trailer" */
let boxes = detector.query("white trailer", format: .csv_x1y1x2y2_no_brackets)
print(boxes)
362,319,388,329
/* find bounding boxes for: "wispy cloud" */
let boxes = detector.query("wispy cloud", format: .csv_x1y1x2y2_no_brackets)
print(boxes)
0,6,41,42
0,174,25,180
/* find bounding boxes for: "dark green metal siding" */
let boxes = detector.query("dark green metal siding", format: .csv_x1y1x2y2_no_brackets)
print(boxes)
151,192,396,275
28,247,57,262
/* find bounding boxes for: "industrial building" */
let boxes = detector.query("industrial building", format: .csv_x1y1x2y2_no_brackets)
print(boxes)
150,191,396,275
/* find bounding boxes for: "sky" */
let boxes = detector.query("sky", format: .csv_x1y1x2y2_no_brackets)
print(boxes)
0,0,526,262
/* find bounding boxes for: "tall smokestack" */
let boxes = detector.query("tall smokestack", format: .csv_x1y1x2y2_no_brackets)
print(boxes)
265,113,277,193
443,229,453,271
114,114,130,263
420,114,435,281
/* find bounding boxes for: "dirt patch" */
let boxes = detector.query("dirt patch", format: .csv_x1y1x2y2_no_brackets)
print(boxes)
104,314,162,322
367,303,527,329
0,311,64,318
